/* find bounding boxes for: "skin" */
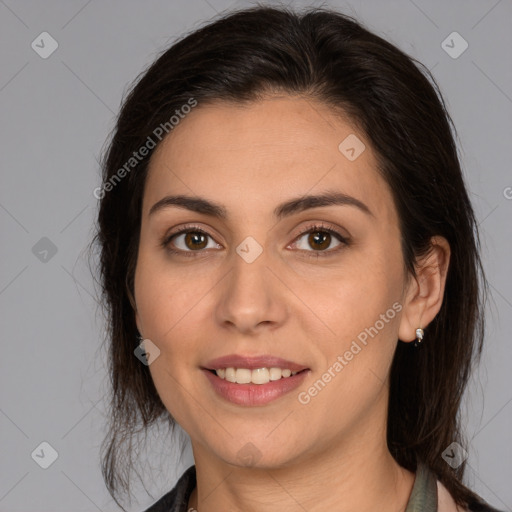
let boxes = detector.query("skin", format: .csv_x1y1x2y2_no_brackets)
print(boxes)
133,95,450,512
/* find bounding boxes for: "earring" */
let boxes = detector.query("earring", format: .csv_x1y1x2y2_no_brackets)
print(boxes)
414,328,424,348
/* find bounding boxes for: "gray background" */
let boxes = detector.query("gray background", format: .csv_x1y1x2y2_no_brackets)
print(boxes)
0,0,511,510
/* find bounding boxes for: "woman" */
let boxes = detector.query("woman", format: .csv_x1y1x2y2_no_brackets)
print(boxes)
94,5,504,512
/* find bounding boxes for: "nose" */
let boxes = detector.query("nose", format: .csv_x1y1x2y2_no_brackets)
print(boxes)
214,248,289,335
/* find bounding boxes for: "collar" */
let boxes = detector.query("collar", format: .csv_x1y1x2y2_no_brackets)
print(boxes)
405,462,439,512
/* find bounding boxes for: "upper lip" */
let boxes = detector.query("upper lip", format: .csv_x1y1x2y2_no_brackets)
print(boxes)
203,354,309,372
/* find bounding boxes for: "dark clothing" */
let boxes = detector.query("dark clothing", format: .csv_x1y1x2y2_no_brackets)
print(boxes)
143,465,196,512
143,463,505,512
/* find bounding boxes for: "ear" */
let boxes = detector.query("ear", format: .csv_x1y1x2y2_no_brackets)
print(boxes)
398,236,451,342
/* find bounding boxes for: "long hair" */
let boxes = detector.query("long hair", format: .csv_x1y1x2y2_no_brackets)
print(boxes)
92,5,488,509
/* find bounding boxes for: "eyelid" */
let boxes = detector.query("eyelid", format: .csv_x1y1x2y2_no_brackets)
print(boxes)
289,221,350,245
163,222,218,240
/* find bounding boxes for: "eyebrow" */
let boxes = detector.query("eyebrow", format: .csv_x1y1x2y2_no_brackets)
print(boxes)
148,190,374,220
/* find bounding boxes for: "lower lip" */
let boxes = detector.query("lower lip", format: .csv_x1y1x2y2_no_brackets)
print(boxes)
202,369,310,406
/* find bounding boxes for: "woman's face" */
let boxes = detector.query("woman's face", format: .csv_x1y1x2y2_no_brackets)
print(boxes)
134,95,414,468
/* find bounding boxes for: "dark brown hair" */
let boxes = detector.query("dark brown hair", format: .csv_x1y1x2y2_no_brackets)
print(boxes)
93,5,489,510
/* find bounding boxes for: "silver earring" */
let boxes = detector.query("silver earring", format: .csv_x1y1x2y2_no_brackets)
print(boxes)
414,328,424,348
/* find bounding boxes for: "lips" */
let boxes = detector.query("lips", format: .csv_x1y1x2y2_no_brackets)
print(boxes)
203,354,309,373
202,366,310,406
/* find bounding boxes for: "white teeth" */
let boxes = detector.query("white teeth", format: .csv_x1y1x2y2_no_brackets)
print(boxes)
235,368,252,384
225,367,236,383
251,368,269,384
215,367,299,384
269,367,282,381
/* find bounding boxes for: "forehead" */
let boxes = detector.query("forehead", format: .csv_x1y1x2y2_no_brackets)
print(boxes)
144,96,396,224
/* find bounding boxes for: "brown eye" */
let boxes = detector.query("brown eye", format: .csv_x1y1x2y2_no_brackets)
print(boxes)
162,226,222,257
308,231,332,251
183,231,208,250
162,223,349,259
170,230,213,251
293,226,346,254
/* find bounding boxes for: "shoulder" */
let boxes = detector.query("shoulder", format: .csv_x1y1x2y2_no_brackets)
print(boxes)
437,480,505,512
141,465,196,512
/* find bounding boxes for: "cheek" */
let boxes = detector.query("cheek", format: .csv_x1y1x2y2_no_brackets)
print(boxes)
134,256,207,423
134,246,205,335
307,248,403,381
308,244,402,328
134,248,214,381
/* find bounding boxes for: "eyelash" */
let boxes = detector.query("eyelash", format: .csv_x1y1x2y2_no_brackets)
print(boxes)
161,222,350,259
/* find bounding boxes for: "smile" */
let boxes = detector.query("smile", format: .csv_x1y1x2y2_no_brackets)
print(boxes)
202,368,310,406
214,367,300,384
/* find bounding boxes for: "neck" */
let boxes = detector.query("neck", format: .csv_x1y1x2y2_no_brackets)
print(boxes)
187,401,415,512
